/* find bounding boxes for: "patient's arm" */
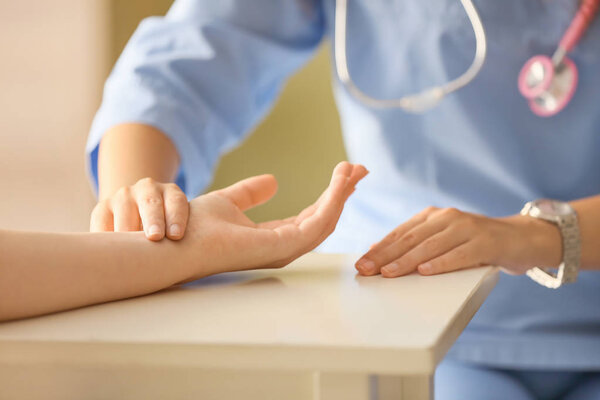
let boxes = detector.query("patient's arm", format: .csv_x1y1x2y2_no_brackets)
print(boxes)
0,230,185,321
0,162,366,322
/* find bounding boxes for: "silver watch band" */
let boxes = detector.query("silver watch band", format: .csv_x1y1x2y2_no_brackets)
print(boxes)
558,212,581,284
522,201,581,289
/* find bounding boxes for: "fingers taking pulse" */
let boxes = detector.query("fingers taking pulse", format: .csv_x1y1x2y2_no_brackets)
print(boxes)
90,177,189,241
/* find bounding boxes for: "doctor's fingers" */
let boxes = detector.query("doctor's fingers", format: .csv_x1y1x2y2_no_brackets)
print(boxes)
380,227,471,278
415,240,484,276
162,184,189,240
355,215,449,276
90,200,114,232
367,206,440,255
133,180,167,241
111,187,142,233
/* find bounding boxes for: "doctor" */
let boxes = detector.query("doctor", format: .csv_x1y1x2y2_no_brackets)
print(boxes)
87,1,600,398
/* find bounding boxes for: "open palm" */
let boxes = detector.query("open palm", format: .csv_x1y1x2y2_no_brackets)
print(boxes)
181,162,367,280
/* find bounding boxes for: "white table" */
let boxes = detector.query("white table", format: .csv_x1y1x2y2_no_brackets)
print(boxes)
0,253,497,400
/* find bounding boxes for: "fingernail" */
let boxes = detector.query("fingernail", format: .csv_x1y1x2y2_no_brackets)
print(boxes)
147,224,162,237
356,259,375,274
169,224,181,237
382,262,400,275
419,263,432,274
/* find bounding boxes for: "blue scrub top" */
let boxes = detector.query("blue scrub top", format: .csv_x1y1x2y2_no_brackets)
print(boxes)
86,0,600,369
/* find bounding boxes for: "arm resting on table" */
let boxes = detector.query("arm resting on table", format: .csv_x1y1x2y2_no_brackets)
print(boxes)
0,230,189,322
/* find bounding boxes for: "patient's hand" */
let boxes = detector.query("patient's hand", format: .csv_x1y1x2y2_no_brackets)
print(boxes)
0,162,365,321
180,162,367,280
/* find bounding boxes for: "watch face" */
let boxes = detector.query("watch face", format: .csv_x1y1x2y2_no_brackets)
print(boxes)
534,199,572,216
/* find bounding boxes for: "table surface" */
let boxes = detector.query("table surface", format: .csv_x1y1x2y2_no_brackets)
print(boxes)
0,253,498,375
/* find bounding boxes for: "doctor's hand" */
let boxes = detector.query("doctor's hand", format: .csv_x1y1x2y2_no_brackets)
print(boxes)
355,206,562,278
179,162,368,280
90,178,189,241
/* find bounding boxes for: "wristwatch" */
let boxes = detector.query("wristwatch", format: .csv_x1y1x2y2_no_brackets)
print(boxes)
520,199,581,289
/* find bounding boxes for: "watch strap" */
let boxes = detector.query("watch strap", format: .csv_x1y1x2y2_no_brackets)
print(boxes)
522,201,581,289
558,212,581,284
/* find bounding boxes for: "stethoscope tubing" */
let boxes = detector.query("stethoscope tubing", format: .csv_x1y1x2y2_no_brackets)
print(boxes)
334,0,487,112
334,0,599,115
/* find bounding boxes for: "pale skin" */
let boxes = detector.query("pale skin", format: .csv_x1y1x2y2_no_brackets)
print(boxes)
0,161,368,321
355,198,600,278
94,123,184,239
95,123,600,279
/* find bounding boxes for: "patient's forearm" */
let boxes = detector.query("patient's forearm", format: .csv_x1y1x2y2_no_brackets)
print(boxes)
98,123,180,199
0,230,191,321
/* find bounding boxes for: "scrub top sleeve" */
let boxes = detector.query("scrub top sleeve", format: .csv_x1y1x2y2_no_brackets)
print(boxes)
86,0,325,198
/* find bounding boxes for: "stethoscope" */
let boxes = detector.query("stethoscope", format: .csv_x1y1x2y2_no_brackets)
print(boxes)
334,0,599,117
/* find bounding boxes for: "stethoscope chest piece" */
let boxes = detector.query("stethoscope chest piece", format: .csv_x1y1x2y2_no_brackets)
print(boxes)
518,55,578,117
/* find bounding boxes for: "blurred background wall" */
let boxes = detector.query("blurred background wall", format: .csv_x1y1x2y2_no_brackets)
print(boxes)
0,0,107,232
0,0,346,232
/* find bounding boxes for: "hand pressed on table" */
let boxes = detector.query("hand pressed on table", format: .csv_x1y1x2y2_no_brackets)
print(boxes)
355,206,562,278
